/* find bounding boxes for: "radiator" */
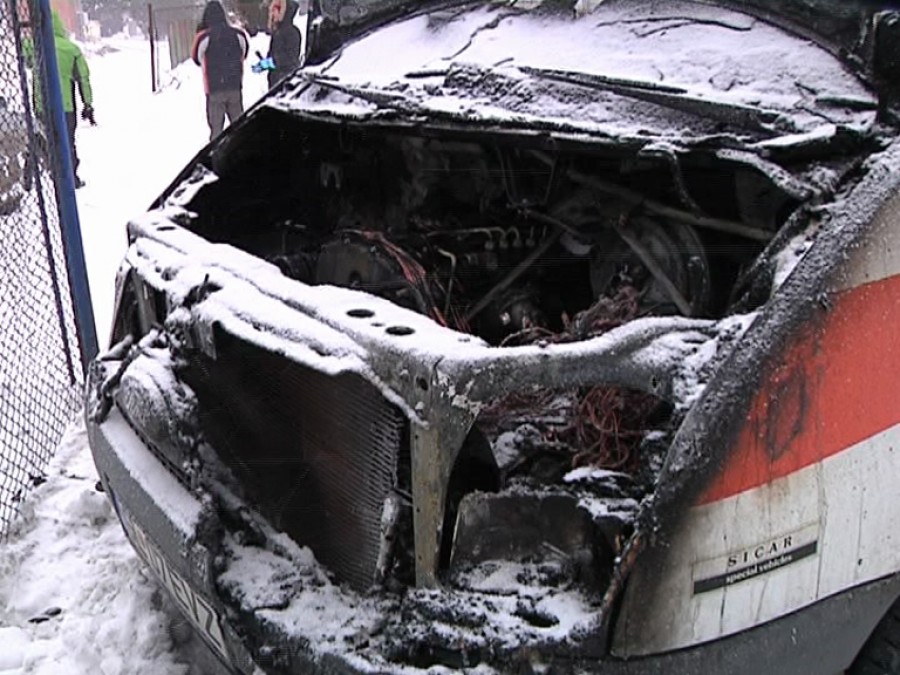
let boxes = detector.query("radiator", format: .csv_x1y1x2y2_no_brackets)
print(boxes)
184,337,405,592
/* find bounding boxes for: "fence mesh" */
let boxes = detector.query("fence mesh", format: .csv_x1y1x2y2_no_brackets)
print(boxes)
0,0,87,537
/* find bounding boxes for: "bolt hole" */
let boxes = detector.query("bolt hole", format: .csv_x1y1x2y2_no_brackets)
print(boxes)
515,607,558,628
387,325,415,336
347,308,375,318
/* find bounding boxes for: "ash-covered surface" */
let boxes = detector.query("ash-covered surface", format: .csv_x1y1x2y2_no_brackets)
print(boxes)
211,481,628,673
96,333,649,671
274,0,876,144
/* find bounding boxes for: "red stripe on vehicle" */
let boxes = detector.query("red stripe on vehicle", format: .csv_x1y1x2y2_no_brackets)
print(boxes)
700,272,900,503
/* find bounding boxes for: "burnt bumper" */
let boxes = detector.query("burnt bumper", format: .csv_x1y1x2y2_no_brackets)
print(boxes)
87,334,900,675
85,354,612,673
87,399,256,673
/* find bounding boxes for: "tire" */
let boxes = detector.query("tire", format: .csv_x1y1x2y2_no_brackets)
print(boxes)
850,598,900,675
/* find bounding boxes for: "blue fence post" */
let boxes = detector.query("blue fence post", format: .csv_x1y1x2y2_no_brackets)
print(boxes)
36,0,99,367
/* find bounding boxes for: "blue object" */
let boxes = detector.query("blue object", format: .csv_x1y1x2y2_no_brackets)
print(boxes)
252,56,276,73
37,0,99,366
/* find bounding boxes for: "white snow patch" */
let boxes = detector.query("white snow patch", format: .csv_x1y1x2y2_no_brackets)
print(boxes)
576,495,639,520
0,422,190,675
752,123,839,149
563,466,632,484
218,534,387,657
672,311,758,409
773,226,821,289
0,626,29,670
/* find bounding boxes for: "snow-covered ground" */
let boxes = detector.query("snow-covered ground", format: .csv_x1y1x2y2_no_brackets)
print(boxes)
0,33,270,674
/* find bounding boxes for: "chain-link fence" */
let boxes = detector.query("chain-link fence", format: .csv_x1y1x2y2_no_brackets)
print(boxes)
0,0,95,537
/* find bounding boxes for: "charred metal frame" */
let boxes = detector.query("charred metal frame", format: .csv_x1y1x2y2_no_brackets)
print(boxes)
119,212,718,587
129,0,900,591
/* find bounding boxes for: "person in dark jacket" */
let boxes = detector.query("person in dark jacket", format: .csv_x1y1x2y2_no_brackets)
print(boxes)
191,1,250,140
266,0,302,89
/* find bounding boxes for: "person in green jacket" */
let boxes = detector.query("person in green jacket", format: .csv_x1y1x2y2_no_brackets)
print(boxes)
22,13,97,189
51,11,95,188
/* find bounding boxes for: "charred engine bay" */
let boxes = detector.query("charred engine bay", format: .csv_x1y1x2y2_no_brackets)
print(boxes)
182,112,795,485
134,109,864,612
167,112,813,571
191,115,785,345
110,109,879,666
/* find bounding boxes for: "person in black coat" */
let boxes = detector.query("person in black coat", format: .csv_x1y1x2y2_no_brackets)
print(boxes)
192,0,249,139
266,0,302,89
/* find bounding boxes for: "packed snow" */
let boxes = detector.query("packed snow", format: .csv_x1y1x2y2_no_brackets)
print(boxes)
0,32,270,675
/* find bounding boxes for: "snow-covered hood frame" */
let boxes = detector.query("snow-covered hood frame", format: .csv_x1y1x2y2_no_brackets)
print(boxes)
303,0,894,83
291,0,880,142
156,0,888,213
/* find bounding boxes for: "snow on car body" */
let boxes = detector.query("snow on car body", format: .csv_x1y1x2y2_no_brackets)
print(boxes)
86,1,900,673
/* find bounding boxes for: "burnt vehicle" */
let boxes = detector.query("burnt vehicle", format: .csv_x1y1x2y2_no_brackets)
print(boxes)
86,1,900,673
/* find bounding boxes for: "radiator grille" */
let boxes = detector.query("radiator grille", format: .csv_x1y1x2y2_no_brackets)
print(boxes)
183,336,405,591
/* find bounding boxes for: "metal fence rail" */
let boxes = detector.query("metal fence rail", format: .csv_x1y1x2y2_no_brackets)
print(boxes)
0,0,95,537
